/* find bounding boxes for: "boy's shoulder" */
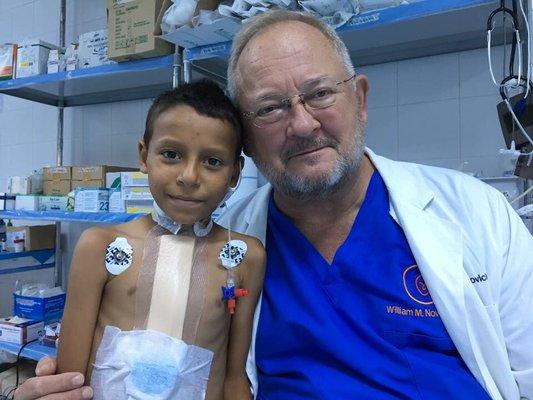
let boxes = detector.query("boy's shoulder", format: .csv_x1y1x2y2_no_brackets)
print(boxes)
77,215,155,252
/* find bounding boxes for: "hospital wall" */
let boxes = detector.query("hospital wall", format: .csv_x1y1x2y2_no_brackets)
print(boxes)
0,0,514,285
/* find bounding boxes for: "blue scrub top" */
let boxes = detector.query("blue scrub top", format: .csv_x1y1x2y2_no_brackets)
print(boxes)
256,171,490,400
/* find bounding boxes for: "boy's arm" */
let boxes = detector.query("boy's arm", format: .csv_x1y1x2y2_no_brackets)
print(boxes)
56,228,110,376
224,238,266,400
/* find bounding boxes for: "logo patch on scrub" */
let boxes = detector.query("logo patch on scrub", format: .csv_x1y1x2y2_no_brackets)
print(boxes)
402,264,433,305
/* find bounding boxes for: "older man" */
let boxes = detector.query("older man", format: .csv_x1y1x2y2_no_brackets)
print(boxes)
15,10,533,400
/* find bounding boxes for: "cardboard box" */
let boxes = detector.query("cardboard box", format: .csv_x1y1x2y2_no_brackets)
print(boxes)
13,292,66,324
107,0,174,61
38,196,69,211
16,39,59,78
43,167,71,196
0,43,17,81
43,166,71,181
6,225,56,251
74,188,109,212
72,166,136,190
121,171,149,186
15,195,39,211
72,166,136,181
78,29,111,69
43,180,71,196
71,179,105,190
122,186,153,200
0,317,44,344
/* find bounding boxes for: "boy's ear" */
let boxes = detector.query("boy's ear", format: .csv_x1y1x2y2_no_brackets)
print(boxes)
230,156,244,188
138,140,148,173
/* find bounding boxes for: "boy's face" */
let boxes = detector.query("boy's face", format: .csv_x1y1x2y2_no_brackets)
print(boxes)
139,105,241,225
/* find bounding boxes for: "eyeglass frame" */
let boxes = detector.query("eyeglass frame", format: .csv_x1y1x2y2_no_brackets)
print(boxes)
241,73,357,128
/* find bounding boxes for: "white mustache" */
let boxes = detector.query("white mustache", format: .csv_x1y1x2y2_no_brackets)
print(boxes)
282,137,337,161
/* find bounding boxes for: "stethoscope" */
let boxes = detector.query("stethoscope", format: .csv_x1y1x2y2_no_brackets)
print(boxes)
487,0,533,159
487,0,524,90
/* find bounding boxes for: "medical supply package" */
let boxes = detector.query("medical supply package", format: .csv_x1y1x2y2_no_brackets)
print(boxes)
78,29,111,69
107,0,174,61
0,44,17,80
16,39,59,78
91,326,213,400
13,288,66,324
0,317,44,345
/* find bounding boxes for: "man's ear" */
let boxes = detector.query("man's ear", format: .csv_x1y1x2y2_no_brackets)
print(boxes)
230,155,244,188
354,74,369,123
138,140,148,173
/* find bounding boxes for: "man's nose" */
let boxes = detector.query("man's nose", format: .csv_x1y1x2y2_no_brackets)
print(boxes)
286,98,321,139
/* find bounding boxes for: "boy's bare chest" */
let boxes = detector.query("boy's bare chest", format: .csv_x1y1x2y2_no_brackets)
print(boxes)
98,237,237,335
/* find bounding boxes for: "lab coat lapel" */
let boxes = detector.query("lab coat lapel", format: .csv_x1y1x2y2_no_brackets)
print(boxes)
369,150,483,385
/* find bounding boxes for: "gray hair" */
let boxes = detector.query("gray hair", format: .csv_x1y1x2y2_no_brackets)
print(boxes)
226,9,355,102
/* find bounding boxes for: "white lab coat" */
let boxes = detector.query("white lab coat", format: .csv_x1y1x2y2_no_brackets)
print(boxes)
218,149,533,400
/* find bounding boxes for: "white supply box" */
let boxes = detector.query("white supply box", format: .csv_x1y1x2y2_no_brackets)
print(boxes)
8,173,42,195
78,29,111,69
0,317,44,345
65,43,78,71
39,196,69,212
47,49,64,74
121,172,149,187
15,195,39,211
74,188,109,212
8,176,31,195
16,39,59,78
106,172,122,189
108,188,125,213
126,199,153,214
121,186,153,201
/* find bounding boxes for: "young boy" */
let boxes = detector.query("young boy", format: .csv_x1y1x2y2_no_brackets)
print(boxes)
57,80,265,400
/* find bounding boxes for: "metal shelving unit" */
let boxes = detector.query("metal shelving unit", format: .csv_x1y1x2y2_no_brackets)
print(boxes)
0,1,181,288
0,55,175,107
0,211,146,224
170,0,508,81
0,340,56,362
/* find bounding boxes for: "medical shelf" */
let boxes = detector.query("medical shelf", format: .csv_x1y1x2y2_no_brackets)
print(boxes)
0,55,175,107
175,0,506,78
0,210,146,224
0,340,56,362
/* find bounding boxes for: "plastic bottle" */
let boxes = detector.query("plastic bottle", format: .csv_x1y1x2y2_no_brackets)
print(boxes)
0,218,5,242
13,238,24,253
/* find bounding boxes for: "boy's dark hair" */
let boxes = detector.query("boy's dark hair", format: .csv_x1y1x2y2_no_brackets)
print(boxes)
144,79,243,158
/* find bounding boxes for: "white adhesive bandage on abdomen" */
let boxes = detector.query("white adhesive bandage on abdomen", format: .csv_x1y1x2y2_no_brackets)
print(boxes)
146,234,195,339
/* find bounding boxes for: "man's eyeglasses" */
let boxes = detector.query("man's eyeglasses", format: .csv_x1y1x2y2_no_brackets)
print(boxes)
242,74,357,128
